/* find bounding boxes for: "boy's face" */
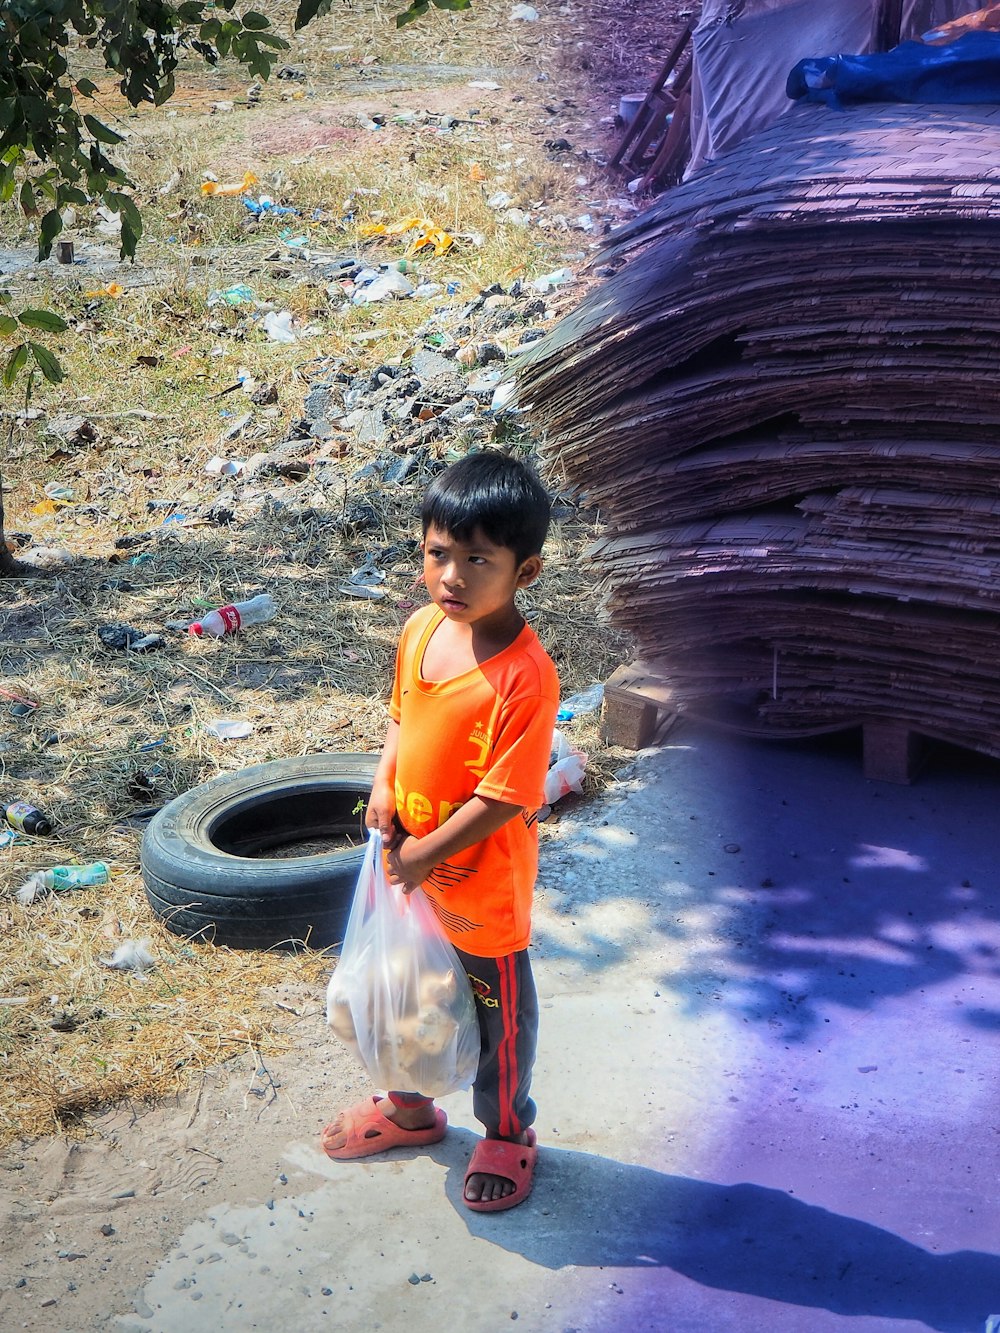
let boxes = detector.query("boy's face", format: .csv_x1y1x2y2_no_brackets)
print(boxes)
422,524,541,630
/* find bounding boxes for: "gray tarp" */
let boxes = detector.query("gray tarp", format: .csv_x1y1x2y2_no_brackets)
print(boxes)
688,0,987,172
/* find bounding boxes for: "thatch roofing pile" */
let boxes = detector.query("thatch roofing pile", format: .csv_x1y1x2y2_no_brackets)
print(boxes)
519,100,1000,752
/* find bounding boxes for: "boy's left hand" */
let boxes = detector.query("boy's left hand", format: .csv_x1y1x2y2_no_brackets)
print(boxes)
385,835,438,895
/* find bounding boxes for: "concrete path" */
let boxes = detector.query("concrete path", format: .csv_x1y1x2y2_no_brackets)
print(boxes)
124,721,1000,1333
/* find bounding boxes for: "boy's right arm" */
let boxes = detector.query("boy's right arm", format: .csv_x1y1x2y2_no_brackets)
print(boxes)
365,718,400,846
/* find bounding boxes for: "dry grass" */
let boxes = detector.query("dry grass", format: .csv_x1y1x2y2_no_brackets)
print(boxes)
0,0,693,1145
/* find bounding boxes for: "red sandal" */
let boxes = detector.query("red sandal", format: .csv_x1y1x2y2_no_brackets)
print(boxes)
463,1128,537,1212
321,1096,447,1160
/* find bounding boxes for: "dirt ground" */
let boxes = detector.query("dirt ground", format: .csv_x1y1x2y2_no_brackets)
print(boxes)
0,1,709,1329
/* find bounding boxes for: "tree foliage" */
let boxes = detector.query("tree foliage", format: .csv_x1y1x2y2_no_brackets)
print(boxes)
0,1,296,264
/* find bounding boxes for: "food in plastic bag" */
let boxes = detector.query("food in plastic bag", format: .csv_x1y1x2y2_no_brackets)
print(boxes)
326,832,480,1097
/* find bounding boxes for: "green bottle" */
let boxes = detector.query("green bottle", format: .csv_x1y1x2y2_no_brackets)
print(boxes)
41,863,110,890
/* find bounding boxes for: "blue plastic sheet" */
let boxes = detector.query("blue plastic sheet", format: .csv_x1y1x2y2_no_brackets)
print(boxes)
787,31,1000,108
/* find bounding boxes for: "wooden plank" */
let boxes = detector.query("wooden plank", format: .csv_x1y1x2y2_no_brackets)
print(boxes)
610,25,692,172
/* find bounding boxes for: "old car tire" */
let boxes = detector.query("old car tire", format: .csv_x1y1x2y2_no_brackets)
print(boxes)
140,753,378,950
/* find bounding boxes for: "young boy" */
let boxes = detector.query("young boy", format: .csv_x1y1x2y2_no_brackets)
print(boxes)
321,450,560,1213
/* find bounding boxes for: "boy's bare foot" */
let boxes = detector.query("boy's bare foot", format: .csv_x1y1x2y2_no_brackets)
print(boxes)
464,1130,533,1204
320,1096,444,1160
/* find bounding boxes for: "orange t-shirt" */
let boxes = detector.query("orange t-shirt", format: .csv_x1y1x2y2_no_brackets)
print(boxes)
389,603,560,957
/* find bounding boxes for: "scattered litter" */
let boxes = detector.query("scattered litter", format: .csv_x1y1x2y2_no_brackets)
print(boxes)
207,284,256,307
468,80,502,91
100,939,155,974
45,414,99,444
0,687,38,711
531,267,573,293
217,412,253,445
203,718,255,740
511,3,540,18
97,624,167,653
543,729,587,805
346,557,387,588
352,269,416,304
18,545,76,568
83,282,125,299
557,683,604,721
201,170,259,197
204,455,246,477
338,583,386,600
43,482,74,502
94,206,122,236
243,196,299,218
359,216,454,257
5,802,52,836
262,310,297,343
16,863,110,904
189,594,277,638
0,828,21,850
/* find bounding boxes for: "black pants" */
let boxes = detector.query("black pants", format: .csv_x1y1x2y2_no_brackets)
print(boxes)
389,946,538,1138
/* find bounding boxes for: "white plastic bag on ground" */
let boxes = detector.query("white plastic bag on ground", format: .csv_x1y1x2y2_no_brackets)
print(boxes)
543,728,587,805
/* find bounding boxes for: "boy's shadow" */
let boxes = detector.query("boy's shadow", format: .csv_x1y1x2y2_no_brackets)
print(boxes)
429,1131,1000,1333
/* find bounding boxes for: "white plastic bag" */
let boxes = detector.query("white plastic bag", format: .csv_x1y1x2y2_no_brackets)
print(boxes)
326,832,480,1097
543,728,587,805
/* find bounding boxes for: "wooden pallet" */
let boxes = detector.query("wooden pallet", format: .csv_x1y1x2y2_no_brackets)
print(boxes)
601,661,680,750
602,660,932,783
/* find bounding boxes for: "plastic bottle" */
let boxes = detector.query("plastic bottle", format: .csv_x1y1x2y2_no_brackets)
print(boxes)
5,802,53,836
189,594,277,638
39,862,110,890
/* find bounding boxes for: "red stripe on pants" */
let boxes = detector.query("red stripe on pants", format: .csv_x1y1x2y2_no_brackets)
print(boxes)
497,952,519,1137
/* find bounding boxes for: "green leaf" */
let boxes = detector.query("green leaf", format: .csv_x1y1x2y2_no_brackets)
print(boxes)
294,0,333,30
106,190,142,242
3,344,29,388
18,308,68,333
84,114,124,145
432,0,472,8
241,11,271,30
396,0,430,27
28,342,65,384
75,77,99,97
19,179,36,216
119,216,139,261
0,314,18,337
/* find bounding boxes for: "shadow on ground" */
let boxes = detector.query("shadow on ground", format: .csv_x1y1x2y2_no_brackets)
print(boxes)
535,725,1000,1045
430,1131,1000,1333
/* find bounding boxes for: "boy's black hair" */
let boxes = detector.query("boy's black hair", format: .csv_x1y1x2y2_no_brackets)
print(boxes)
421,451,551,563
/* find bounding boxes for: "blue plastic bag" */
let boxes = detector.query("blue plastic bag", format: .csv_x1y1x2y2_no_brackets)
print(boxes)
787,32,1000,108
